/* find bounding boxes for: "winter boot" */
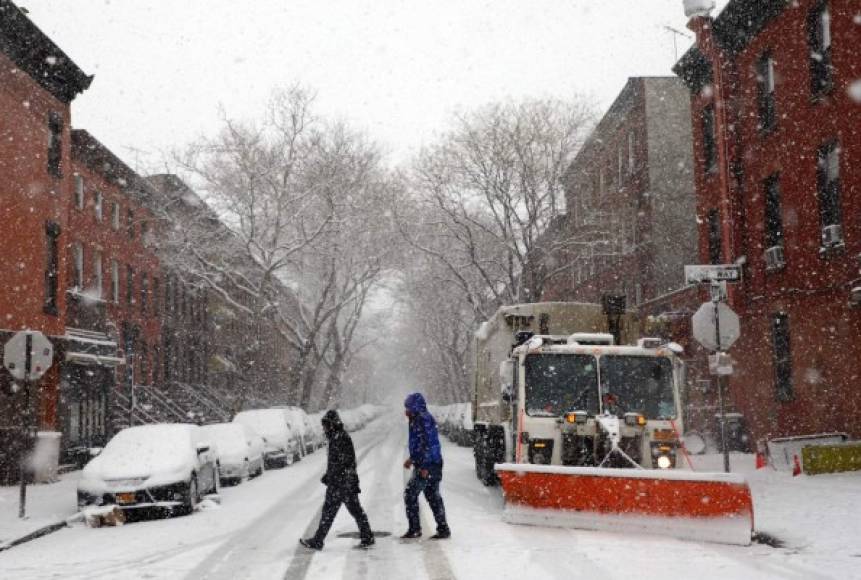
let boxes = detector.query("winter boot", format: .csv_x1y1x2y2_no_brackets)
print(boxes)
356,536,376,549
299,538,323,551
430,528,451,540
400,530,422,539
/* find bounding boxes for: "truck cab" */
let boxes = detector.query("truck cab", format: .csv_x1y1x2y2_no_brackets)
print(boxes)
473,318,685,484
503,333,684,468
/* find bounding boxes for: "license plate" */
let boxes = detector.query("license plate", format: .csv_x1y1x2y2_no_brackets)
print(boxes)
116,492,136,504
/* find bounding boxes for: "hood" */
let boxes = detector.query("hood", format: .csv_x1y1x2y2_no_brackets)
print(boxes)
404,393,427,414
321,410,344,438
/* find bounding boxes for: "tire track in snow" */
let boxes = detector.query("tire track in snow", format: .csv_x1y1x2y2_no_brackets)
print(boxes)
184,422,391,580
340,423,402,580
280,423,394,580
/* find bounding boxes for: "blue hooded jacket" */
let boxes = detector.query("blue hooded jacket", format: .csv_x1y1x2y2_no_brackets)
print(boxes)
405,393,443,468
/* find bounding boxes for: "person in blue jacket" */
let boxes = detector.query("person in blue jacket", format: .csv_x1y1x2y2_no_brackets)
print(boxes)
401,392,451,539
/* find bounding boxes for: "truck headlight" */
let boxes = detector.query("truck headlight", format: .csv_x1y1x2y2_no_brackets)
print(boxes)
657,455,672,469
624,413,646,427
564,411,588,424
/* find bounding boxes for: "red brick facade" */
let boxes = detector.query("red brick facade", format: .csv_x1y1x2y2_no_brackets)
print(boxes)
676,0,861,442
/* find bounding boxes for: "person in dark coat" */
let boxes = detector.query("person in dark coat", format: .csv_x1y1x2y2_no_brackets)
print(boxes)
300,410,374,550
401,392,450,539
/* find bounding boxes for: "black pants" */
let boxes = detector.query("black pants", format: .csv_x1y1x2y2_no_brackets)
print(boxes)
312,487,373,544
404,462,449,534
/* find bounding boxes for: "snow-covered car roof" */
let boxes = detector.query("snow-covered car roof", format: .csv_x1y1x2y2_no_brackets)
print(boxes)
83,423,199,480
202,423,248,457
233,409,291,437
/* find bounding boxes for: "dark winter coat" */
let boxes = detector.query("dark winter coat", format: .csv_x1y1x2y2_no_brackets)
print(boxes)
321,410,361,494
405,393,443,469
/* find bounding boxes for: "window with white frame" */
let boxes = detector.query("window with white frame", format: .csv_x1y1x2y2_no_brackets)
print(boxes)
111,259,119,302
757,53,777,132
111,202,120,230
73,243,84,289
74,175,84,209
94,191,103,221
627,131,635,173
93,251,103,299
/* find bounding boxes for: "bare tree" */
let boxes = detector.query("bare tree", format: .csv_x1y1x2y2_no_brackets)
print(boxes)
154,87,341,407
399,97,595,321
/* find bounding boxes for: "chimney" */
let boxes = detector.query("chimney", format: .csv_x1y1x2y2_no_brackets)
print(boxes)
683,0,716,19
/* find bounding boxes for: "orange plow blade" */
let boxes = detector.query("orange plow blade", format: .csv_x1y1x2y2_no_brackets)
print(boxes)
495,464,754,546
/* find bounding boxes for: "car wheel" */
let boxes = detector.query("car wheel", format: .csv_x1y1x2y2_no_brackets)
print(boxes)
212,465,221,495
180,475,199,516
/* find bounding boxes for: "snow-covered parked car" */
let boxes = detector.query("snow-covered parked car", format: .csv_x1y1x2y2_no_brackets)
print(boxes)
202,422,265,484
233,409,301,468
77,423,219,516
274,406,315,456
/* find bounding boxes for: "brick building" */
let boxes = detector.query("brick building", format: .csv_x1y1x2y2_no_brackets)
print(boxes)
61,129,163,458
0,0,92,480
675,0,861,441
543,77,697,308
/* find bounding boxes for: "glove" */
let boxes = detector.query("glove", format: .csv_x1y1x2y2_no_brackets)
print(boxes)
403,458,412,469
321,473,329,485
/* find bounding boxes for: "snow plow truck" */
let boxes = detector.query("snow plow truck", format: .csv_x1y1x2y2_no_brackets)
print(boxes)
471,301,754,546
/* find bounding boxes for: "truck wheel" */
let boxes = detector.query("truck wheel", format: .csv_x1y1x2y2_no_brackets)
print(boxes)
475,435,498,486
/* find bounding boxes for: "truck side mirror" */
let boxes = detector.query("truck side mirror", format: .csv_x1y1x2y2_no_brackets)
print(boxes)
499,359,515,402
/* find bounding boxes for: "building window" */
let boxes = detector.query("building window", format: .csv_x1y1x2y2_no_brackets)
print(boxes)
764,174,784,249
141,220,149,245
701,105,717,172
816,140,841,231
771,312,793,401
140,342,149,385
73,242,84,289
74,175,84,209
141,273,149,314
47,112,63,178
111,202,120,230
127,209,135,239
599,169,606,195
707,208,722,265
126,265,134,305
44,221,61,315
808,2,833,96
757,53,777,132
93,251,103,299
153,278,160,315
627,131,636,174
111,260,119,303
94,191,103,221
617,147,624,185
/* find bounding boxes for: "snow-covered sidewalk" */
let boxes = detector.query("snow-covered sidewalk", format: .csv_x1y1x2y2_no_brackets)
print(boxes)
0,471,80,549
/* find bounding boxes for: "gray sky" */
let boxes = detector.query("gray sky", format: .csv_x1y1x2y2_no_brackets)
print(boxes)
24,1,725,167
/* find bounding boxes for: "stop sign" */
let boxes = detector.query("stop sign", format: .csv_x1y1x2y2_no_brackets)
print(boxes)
3,330,54,382
692,302,740,352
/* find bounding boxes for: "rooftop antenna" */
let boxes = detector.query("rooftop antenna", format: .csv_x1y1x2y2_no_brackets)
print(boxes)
663,25,692,61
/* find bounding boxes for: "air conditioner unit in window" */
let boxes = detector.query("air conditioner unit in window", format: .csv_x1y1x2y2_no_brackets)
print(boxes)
764,245,785,271
822,224,844,248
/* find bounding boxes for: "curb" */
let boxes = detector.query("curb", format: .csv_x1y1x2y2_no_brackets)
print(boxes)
0,520,69,553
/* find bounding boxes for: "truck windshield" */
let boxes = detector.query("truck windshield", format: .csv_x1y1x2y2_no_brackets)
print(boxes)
524,354,599,417
599,355,676,419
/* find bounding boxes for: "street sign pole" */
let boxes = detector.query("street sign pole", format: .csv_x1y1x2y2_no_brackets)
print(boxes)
4,330,53,520
712,282,730,474
18,333,33,519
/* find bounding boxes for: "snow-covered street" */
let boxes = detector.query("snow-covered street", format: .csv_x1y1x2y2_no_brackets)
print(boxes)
1,413,859,580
